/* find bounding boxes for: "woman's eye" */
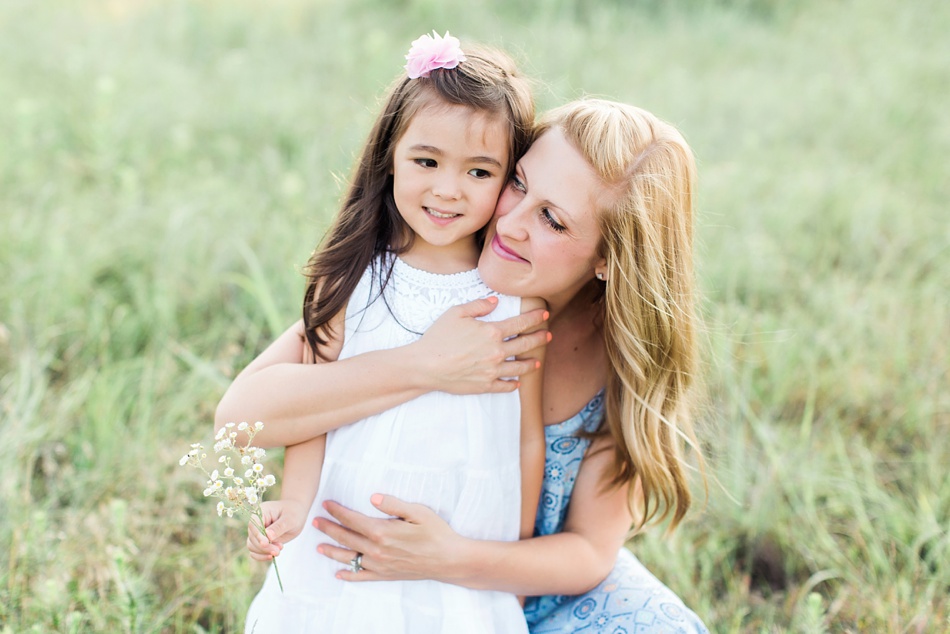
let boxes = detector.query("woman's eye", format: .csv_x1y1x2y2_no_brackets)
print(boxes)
509,175,526,193
469,168,492,179
414,158,438,168
541,208,566,233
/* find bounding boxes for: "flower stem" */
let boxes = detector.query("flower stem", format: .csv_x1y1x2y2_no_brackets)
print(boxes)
273,559,284,593
252,514,284,593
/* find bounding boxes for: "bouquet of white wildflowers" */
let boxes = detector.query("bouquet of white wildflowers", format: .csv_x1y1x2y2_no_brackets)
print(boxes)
180,421,283,592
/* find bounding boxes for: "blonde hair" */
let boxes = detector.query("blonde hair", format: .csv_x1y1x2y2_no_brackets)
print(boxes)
536,99,704,533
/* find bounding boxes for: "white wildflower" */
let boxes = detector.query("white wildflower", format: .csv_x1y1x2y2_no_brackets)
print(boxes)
181,419,283,592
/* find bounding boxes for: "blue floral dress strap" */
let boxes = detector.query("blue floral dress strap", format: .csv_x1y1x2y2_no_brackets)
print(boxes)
524,390,708,633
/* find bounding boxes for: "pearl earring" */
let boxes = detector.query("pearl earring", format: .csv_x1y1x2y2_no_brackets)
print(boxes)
596,273,605,281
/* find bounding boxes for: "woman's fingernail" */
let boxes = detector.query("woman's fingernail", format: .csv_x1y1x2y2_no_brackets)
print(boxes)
371,493,384,506
535,360,541,369
542,311,549,321
317,545,323,555
487,296,498,304
546,332,553,342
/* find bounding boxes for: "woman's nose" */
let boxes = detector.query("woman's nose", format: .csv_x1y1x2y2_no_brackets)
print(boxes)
495,198,529,240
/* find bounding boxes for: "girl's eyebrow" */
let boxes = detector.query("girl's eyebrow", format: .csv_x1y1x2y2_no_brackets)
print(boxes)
408,144,503,169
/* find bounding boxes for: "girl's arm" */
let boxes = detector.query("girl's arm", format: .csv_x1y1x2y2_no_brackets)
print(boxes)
246,310,342,560
315,435,632,596
248,435,327,561
516,297,547,541
215,298,549,448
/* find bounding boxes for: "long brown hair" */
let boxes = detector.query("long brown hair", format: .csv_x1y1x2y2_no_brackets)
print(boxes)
303,45,534,358
537,99,704,533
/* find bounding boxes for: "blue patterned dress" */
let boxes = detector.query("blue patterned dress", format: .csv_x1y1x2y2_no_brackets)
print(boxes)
524,391,709,634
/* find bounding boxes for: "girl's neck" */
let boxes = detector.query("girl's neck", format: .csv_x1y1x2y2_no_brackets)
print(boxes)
395,237,480,275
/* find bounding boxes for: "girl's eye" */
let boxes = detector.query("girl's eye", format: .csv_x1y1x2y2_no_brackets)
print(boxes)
468,168,492,179
414,158,437,168
541,208,566,233
509,175,526,193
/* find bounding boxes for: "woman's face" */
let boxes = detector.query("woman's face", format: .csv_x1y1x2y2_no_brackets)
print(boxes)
478,128,608,312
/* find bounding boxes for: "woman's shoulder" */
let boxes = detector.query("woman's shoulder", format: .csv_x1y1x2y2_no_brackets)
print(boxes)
545,389,605,437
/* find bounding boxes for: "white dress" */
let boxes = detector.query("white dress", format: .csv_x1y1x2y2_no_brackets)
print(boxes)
245,255,528,634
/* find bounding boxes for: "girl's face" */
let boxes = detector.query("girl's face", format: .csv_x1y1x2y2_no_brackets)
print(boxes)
478,128,608,312
391,103,510,274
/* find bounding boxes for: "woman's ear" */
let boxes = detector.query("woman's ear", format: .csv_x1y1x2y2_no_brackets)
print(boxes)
594,259,608,282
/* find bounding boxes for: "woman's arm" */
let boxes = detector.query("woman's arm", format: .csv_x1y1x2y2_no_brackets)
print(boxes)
315,436,632,596
215,298,550,448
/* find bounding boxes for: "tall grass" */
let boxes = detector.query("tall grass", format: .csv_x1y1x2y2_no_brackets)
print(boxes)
1,0,947,631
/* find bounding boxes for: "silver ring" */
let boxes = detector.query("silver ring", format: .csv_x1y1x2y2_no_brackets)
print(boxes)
349,553,364,573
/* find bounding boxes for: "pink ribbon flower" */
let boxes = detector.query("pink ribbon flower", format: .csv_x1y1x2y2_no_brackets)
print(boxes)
404,30,467,79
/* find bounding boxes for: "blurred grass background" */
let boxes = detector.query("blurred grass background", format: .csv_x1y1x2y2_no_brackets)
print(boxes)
1,0,947,631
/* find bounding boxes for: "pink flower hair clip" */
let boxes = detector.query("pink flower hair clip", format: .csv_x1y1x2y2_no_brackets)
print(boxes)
404,30,467,79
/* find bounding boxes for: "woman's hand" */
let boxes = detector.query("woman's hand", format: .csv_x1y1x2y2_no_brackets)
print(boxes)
313,494,468,584
246,499,309,562
413,297,550,395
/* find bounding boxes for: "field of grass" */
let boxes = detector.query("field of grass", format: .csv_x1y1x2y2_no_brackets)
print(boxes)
1,0,947,631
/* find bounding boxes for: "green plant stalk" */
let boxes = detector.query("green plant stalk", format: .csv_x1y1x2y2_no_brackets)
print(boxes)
251,513,284,594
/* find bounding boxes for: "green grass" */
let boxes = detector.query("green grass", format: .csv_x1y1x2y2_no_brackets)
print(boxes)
2,0,947,631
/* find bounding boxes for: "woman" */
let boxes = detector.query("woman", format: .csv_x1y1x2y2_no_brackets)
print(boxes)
220,99,708,632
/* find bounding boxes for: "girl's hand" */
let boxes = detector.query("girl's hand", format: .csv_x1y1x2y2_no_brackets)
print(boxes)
313,494,467,583
247,499,308,562
414,297,549,395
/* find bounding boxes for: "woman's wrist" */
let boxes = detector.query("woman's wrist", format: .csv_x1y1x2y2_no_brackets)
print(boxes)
401,338,443,393
439,534,484,587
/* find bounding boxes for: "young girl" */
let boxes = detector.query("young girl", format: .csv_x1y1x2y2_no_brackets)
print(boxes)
231,33,542,633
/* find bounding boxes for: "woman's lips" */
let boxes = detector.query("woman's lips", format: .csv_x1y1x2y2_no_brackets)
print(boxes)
490,234,527,263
